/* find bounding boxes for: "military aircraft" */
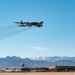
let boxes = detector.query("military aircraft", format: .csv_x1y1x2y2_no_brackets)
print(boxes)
14,20,43,27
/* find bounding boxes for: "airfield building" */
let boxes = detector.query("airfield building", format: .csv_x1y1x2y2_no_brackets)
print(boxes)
49,66,75,72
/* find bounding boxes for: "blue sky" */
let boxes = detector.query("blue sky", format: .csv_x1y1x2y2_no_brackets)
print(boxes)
0,0,75,58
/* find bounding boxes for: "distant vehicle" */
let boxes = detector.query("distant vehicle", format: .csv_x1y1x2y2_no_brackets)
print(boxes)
14,20,43,27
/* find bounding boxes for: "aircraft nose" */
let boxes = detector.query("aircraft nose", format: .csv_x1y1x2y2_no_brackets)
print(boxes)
41,21,43,23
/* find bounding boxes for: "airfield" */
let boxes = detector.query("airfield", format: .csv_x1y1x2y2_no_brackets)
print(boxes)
0,72,75,75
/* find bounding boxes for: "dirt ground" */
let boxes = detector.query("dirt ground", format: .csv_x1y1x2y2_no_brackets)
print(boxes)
0,72,75,75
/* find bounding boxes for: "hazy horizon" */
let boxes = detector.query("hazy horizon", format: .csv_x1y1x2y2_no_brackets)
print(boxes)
1,55,75,59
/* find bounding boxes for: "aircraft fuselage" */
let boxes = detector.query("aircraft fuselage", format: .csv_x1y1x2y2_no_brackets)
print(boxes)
14,20,43,27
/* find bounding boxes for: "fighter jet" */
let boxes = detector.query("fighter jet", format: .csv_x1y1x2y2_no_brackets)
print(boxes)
14,20,43,27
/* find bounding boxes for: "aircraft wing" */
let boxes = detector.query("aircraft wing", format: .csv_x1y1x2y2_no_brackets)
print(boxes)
13,22,20,24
